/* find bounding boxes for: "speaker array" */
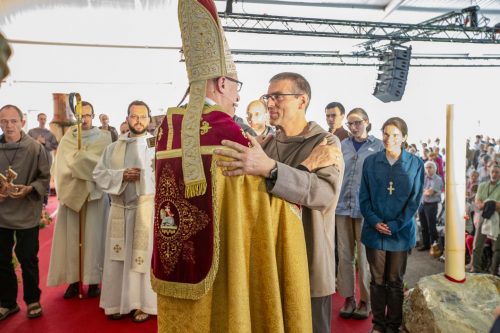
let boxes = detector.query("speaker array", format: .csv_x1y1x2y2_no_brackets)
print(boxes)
373,47,411,103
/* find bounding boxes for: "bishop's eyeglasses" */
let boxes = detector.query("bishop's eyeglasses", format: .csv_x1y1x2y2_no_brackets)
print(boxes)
224,76,243,92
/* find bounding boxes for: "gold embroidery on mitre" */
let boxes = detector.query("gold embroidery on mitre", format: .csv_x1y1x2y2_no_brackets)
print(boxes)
200,121,211,135
179,0,236,83
178,0,237,199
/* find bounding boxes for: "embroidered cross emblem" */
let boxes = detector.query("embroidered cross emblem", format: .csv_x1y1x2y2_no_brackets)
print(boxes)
135,256,144,265
200,121,211,135
113,244,122,253
387,181,395,195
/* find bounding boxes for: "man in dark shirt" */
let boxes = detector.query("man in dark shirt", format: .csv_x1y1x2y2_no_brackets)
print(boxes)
98,113,118,142
325,101,350,142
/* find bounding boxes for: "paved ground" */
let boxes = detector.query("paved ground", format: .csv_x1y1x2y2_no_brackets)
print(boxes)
405,248,445,288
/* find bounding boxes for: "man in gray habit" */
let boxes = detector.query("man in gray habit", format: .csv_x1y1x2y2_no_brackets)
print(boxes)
215,72,344,333
0,105,50,321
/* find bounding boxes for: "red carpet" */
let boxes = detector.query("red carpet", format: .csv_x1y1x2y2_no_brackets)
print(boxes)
1,196,372,333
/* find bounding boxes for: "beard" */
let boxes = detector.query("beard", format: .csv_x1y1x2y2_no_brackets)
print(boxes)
128,122,147,135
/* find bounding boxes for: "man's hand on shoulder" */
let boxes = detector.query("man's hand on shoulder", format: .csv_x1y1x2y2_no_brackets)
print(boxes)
215,135,276,177
299,138,342,172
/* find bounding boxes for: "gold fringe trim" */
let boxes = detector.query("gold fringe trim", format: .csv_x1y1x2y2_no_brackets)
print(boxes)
184,180,207,199
150,159,221,300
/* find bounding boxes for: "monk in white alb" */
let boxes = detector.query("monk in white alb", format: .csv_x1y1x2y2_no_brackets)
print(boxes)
93,100,156,323
48,101,111,299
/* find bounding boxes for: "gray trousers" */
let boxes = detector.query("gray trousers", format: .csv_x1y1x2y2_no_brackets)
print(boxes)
335,215,371,303
311,295,332,333
472,215,500,274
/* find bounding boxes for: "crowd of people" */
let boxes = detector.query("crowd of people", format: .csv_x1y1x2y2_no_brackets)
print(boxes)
1,1,499,332
1,102,158,323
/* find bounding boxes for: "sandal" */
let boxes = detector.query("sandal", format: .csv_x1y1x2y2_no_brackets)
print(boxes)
132,309,150,323
27,302,43,319
0,304,20,321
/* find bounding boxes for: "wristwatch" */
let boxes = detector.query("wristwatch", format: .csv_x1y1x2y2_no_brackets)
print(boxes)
267,165,278,181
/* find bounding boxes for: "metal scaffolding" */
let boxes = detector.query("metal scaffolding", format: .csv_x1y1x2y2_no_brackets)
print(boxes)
231,49,500,67
219,5,500,67
218,6,500,46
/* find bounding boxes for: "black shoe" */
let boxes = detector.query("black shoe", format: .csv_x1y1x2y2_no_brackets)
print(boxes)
63,282,79,299
88,284,101,298
417,246,430,252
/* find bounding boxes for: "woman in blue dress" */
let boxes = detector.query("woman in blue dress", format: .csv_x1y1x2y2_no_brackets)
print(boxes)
359,117,424,333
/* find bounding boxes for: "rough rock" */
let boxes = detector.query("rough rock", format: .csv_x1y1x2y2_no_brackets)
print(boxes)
403,273,499,333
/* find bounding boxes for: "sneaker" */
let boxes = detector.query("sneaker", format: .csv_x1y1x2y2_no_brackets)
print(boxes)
429,243,442,258
339,296,356,319
352,301,371,319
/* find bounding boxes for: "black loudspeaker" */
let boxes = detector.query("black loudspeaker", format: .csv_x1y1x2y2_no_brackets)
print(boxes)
373,47,411,103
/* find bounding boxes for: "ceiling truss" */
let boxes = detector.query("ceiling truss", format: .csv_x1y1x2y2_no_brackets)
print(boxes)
219,6,499,46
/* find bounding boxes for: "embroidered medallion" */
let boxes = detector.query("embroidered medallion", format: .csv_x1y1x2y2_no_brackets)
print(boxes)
159,203,178,235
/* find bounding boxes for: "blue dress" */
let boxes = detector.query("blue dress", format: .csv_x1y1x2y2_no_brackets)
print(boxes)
359,149,424,252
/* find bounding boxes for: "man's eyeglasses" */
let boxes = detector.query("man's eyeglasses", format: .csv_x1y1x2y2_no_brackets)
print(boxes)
81,114,94,119
346,120,365,127
224,76,243,92
260,93,303,104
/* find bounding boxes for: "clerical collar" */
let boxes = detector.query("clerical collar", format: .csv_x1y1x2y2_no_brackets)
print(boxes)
205,97,216,106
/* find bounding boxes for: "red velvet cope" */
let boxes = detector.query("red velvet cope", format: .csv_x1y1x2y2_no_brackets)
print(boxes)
152,109,249,284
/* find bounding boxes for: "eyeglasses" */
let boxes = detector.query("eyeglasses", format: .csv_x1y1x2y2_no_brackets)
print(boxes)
224,76,243,92
81,114,93,119
129,115,149,121
346,120,365,127
260,93,303,104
